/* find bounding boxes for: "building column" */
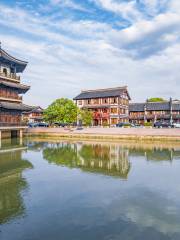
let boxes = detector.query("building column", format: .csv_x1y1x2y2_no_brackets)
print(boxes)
170,97,173,124
0,130,1,148
19,129,23,145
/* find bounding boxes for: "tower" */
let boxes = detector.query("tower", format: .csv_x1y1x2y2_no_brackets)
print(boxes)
0,46,32,139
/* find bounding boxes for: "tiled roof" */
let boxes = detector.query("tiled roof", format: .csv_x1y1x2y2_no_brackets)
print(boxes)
0,102,33,111
146,102,170,111
172,103,180,111
0,48,27,73
0,80,30,93
130,101,180,112
74,87,131,100
26,106,44,113
129,103,145,112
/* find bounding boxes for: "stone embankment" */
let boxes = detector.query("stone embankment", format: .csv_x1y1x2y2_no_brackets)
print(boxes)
26,127,180,142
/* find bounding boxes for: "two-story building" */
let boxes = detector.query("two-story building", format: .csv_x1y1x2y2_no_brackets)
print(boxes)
129,99,180,124
22,106,44,123
74,86,131,126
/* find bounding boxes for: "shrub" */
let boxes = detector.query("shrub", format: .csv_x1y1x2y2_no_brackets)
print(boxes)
144,122,153,127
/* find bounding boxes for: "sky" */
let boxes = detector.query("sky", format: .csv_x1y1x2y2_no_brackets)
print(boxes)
0,0,180,107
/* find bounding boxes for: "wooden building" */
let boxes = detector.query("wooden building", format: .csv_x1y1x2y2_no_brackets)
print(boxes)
129,99,180,124
22,106,44,123
74,86,131,126
0,46,32,139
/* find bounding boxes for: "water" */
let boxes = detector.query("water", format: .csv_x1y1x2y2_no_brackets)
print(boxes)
0,138,180,240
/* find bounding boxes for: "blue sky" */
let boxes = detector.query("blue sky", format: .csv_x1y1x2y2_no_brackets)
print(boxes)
0,0,180,107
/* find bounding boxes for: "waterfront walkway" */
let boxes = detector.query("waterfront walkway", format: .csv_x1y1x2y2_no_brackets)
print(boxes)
26,127,180,141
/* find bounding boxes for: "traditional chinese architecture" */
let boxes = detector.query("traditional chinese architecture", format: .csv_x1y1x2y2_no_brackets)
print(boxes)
22,106,44,123
74,86,131,126
0,46,32,139
129,99,180,124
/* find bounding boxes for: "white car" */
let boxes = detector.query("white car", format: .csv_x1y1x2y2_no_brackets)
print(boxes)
173,123,180,128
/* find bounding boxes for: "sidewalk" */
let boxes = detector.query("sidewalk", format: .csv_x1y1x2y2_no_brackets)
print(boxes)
26,127,180,141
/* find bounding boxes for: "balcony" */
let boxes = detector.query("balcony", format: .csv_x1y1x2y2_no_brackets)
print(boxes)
93,112,110,119
0,95,22,102
146,114,170,120
0,122,27,128
129,115,144,120
0,71,20,82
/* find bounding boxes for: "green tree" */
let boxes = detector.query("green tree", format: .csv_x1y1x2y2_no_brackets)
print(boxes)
147,97,166,102
79,109,93,126
43,98,78,124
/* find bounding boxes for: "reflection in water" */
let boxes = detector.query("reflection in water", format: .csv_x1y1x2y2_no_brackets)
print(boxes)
43,142,131,179
1,139,180,240
38,140,180,178
0,146,33,224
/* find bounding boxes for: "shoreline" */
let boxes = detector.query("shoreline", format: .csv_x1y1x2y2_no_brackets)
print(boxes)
25,127,180,142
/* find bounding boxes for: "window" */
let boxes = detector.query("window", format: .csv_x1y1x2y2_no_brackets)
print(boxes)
111,108,118,114
78,100,82,105
93,99,99,104
102,98,108,104
3,68,7,76
111,98,117,104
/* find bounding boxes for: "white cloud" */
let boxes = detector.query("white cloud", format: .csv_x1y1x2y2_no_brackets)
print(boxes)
92,0,142,22
50,0,87,11
0,1,180,107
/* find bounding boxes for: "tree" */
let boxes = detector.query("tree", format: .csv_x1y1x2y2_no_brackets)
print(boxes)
147,97,166,102
43,98,78,124
79,109,93,126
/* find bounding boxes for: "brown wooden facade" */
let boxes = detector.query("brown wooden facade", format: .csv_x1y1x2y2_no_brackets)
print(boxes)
129,100,180,124
22,107,43,123
0,47,32,127
74,87,131,126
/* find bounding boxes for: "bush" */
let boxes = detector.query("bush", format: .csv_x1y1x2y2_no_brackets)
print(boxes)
144,122,153,127
102,122,109,127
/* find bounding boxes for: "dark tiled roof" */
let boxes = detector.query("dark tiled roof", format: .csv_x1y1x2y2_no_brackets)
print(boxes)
146,102,170,111
74,87,130,100
172,103,180,111
130,101,180,112
0,102,33,111
0,80,30,93
0,48,27,73
129,103,145,112
26,106,44,113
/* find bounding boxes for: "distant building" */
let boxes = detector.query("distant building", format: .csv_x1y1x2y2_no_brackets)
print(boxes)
129,99,180,124
22,106,44,123
0,46,32,138
74,86,131,126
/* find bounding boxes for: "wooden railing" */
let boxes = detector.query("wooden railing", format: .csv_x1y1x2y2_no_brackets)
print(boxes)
0,72,20,81
0,122,27,127
0,95,22,101
93,112,110,119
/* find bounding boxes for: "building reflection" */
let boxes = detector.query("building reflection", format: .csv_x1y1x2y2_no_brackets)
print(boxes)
128,145,180,162
43,142,131,179
0,146,33,224
32,139,180,179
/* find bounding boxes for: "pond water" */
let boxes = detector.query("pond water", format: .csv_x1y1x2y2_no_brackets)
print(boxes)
0,138,180,240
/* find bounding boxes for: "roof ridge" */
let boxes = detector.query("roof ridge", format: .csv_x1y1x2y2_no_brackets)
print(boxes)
81,86,127,93
0,48,28,64
130,102,145,105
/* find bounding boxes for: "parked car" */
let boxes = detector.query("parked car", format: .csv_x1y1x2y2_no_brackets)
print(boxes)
132,123,144,128
154,121,172,128
173,123,180,128
76,127,84,130
37,122,49,127
116,122,132,128
28,122,39,128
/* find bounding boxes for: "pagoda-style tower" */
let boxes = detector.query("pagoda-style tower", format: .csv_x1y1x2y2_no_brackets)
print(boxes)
0,46,32,139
